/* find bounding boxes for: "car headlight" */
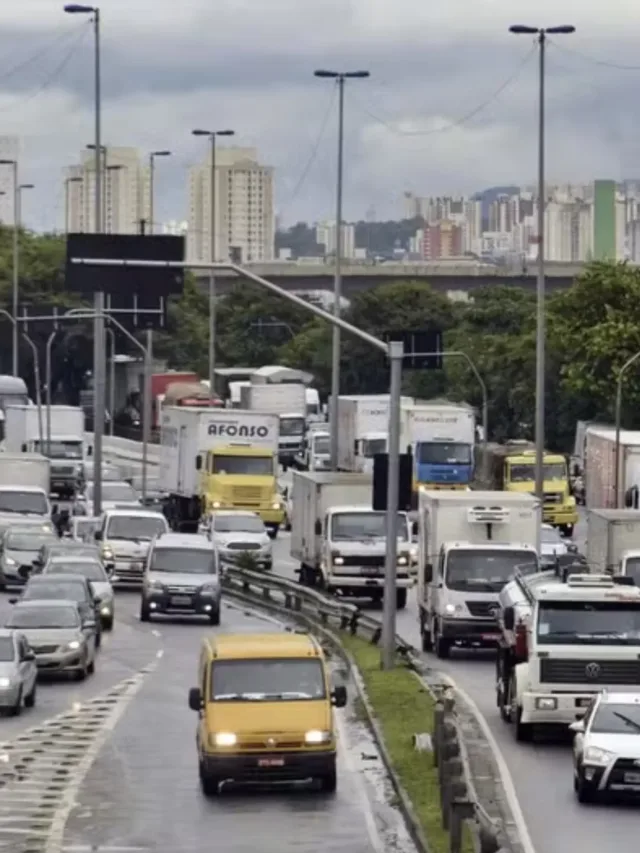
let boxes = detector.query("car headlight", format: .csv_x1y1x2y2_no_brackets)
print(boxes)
67,640,81,650
305,729,331,744
397,555,408,566
102,547,114,560
212,501,222,509
4,556,15,566
0,676,11,688
212,732,237,747
42,524,54,533
444,603,464,615
149,580,165,591
100,604,112,615
200,584,219,595
272,502,281,510
584,746,615,765
333,556,344,565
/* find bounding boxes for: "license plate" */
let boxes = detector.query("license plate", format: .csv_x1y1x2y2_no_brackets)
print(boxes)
170,595,191,605
481,633,500,641
360,567,381,576
624,772,640,784
258,758,284,767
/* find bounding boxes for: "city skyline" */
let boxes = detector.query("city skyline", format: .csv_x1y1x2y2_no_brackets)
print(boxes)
0,3,638,231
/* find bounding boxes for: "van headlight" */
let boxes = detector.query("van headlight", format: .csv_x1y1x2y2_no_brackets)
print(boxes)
305,729,331,744
67,640,81,650
332,556,344,565
212,732,237,747
444,603,463,616
102,546,114,561
0,676,11,688
584,746,614,765
4,556,15,566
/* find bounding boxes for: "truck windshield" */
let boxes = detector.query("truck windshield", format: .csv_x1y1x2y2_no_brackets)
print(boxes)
509,463,566,482
34,441,82,459
0,491,48,515
362,438,387,457
445,549,537,592
331,512,409,541
313,435,330,455
212,455,273,476
537,602,640,644
624,558,640,585
280,417,305,436
417,442,472,465
211,658,326,701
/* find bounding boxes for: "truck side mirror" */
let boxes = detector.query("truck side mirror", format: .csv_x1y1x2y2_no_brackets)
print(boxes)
21,443,27,452
353,440,358,454
503,606,515,631
424,562,433,583
188,686,202,711
411,521,418,537
315,519,322,536
196,455,202,471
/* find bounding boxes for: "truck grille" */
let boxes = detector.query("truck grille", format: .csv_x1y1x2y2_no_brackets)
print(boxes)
540,658,640,685
466,601,499,619
231,487,263,502
54,466,75,476
543,492,562,504
341,555,385,568
226,542,261,551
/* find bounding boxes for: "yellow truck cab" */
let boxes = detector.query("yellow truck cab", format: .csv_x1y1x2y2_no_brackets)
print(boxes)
476,442,578,535
188,632,347,795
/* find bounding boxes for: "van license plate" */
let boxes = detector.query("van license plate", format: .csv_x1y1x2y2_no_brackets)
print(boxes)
258,758,284,767
481,633,500,641
624,772,640,784
170,595,191,605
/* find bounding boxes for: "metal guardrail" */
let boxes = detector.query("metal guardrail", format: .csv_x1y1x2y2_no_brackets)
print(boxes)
221,564,513,853
85,432,160,467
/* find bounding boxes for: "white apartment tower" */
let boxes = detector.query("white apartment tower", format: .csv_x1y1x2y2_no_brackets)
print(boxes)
0,136,19,225
315,220,355,259
187,147,274,264
65,147,151,234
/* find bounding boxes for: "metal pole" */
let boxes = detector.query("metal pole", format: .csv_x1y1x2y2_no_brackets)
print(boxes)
92,8,104,517
22,334,43,448
142,328,152,500
149,154,155,235
105,328,115,436
45,331,56,458
12,162,19,376
613,351,640,508
381,340,403,670
65,180,69,236
329,76,345,471
208,135,216,397
102,147,107,232
534,32,546,503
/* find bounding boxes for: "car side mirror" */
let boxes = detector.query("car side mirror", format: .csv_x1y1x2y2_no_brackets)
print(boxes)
569,720,584,734
94,531,102,541
503,606,515,631
188,686,202,711
331,685,347,708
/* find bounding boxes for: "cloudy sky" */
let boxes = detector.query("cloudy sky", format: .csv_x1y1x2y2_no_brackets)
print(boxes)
1,0,639,231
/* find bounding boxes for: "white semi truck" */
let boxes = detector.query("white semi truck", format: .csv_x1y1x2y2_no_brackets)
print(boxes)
336,394,413,473
417,490,540,657
5,405,86,497
290,470,414,608
584,426,640,509
496,569,640,741
240,383,306,467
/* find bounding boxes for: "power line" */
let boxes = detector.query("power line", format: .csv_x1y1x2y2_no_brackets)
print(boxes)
549,39,640,71
0,24,85,86
349,47,536,137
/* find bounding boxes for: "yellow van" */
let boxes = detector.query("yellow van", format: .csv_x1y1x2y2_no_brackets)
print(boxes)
188,632,347,795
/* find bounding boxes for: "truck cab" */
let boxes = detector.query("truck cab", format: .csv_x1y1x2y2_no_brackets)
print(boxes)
278,412,306,468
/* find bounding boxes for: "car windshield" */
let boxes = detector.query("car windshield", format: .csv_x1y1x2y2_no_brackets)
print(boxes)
537,602,640,644
23,581,85,603
280,417,305,437
624,557,640,585
445,549,538,592
211,455,273,476
50,546,99,560
0,637,15,661
331,511,409,541
87,483,138,503
509,463,566,482
590,703,640,734
47,562,107,582
7,605,80,629
0,491,47,514
5,533,56,551
211,658,326,701
312,436,330,455
149,548,217,574
34,440,82,459
213,515,264,534
105,516,167,541
417,442,472,465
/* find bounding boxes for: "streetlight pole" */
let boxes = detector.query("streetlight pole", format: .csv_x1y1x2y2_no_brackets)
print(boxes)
509,24,575,503
65,3,104,516
149,150,171,235
0,160,20,376
614,351,640,508
64,176,82,234
192,128,234,397
314,69,370,470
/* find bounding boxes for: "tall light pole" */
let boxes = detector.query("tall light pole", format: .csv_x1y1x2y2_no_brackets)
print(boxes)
65,3,104,516
192,128,234,396
314,69,370,470
0,159,20,376
148,150,171,235
509,25,574,504
64,176,82,234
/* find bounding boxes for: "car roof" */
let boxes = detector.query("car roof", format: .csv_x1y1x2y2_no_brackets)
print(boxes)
206,632,322,660
153,533,212,549
48,554,101,563
103,508,165,519
28,573,88,584
13,598,80,609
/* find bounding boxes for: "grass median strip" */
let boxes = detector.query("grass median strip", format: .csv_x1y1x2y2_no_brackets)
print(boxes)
341,633,473,853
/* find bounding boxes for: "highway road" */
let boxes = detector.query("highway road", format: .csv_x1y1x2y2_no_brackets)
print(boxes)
271,509,640,853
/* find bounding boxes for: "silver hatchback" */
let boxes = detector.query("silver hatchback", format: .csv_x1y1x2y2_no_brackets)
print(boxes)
0,628,37,715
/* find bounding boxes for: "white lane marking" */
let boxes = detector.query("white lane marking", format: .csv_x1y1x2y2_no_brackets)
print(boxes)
442,676,536,853
335,708,385,853
151,629,161,637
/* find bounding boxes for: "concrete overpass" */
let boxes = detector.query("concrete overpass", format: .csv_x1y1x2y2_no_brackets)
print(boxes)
194,259,606,298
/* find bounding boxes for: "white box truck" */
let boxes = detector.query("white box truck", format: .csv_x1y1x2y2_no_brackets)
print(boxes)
0,452,52,537
587,508,640,582
240,383,306,467
337,395,413,473
5,405,86,498
160,407,283,533
290,470,414,608
417,490,540,657
585,426,640,509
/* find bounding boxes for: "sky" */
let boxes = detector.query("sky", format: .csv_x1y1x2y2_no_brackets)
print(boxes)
1,1,640,231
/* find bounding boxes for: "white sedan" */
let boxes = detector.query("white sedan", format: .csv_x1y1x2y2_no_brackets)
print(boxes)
540,523,577,567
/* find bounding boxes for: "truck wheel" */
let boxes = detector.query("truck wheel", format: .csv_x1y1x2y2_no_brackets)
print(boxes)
395,589,407,610
421,623,433,652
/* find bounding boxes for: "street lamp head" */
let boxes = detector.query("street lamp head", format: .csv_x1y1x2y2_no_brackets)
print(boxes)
19,184,34,190
509,24,540,34
151,150,171,157
63,4,95,12
546,25,576,34
314,69,339,78
192,129,212,137
344,71,370,79
216,130,235,137
106,164,122,170
0,159,15,166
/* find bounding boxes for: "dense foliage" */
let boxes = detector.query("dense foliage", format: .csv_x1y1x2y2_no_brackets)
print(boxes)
5,227,640,452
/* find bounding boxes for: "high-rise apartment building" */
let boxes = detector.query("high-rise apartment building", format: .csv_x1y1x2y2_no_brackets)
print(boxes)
0,136,19,225
187,147,274,264
315,221,355,259
65,147,150,234
593,179,616,260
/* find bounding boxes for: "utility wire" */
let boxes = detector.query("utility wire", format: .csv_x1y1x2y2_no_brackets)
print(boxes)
0,25,89,115
0,24,84,86
549,39,640,71
350,47,536,136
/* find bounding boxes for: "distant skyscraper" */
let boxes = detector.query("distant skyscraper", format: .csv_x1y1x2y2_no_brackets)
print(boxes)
0,136,19,225
593,179,616,260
